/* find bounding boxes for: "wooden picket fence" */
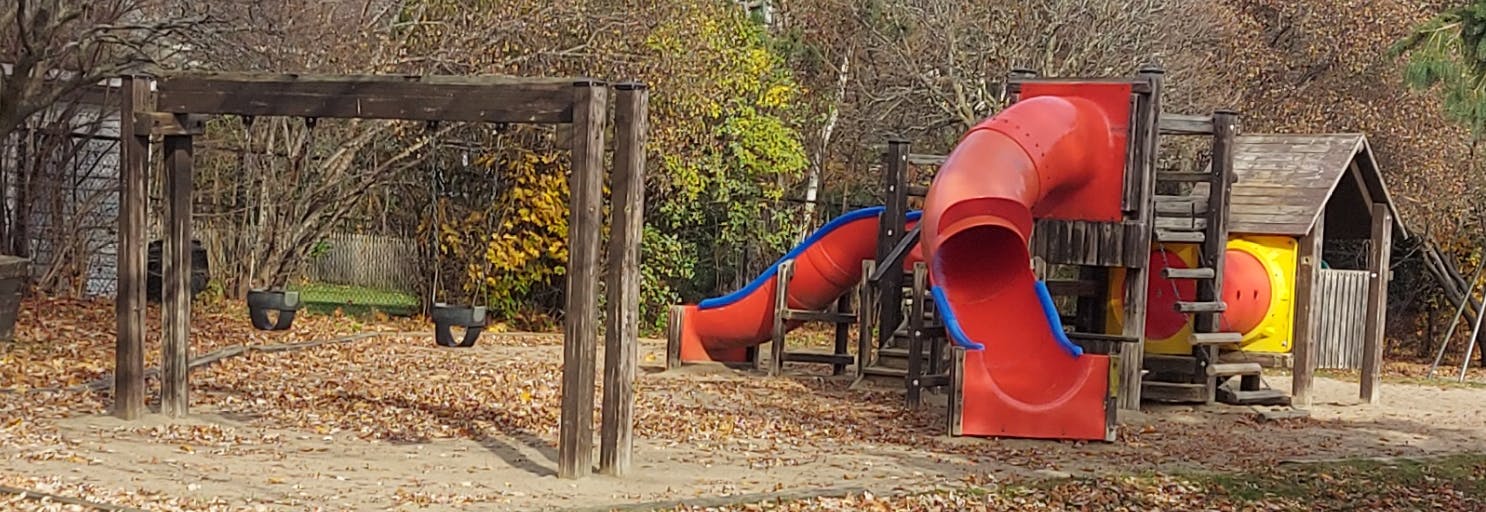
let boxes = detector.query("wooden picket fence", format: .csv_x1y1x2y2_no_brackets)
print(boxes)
1313,268,1370,370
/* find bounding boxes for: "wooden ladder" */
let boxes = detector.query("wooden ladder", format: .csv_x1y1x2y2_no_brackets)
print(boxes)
854,261,952,407
1143,111,1288,406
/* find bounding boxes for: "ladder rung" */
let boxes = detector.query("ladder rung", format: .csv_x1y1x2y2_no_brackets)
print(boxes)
1156,230,1205,243
1162,267,1216,279
1208,362,1263,377
1155,217,1209,231
1157,172,1212,182
1175,301,1226,313
1191,332,1244,345
1154,196,1209,215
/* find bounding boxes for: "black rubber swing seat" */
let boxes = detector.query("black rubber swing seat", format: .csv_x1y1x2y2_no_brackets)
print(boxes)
431,303,487,348
246,289,303,331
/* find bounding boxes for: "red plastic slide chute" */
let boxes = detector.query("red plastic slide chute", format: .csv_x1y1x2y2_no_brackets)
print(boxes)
923,82,1132,440
673,208,923,363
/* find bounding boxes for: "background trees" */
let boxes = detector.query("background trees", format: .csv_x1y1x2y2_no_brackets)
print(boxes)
2,0,1482,345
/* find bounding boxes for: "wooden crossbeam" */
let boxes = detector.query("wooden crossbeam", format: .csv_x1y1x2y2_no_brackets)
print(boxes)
134,112,207,136
155,72,581,123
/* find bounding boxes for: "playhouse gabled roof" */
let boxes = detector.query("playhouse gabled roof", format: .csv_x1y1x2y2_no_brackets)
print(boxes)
1228,133,1407,239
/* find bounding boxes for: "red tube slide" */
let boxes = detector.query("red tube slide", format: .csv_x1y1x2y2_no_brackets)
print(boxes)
924,82,1132,441
674,208,924,363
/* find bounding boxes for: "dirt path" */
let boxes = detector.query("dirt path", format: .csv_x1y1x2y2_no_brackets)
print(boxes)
14,411,965,511
5,337,1486,511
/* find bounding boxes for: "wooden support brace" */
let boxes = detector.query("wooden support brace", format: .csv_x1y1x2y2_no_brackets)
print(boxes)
599,82,647,477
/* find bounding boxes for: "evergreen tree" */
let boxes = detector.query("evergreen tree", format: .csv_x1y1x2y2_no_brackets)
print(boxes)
1392,2,1486,136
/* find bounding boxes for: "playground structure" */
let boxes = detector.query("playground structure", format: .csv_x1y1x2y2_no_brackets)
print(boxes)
104,73,650,480
666,65,1404,441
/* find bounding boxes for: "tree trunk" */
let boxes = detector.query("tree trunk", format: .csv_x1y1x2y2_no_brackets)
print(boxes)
799,48,852,243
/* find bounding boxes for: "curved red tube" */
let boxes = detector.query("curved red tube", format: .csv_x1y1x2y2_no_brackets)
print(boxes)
924,88,1130,441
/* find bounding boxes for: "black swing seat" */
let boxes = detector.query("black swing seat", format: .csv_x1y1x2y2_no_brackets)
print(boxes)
246,289,303,331
431,303,486,348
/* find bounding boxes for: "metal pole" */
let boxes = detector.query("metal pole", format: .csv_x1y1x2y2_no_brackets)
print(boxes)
1459,287,1486,383
1429,256,1486,378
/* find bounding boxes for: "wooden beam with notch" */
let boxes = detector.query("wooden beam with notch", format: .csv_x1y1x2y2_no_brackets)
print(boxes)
135,112,208,136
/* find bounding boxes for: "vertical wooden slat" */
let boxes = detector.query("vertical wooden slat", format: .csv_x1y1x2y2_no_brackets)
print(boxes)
114,76,151,420
161,130,194,417
770,260,793,377
1031,220,1046,261
1291,210,1324,408
558,81,608,480
1099,223,1118,267
1361,204,1392,402
1352,270,1366,369
599,82,647,477
1083,222,1101,266
1316,271,1331,369
1048,221,1067,263
1349,271,1361,366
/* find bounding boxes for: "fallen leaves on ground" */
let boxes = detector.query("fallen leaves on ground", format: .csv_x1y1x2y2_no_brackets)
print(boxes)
0,295,400,393
0,474,234,511
679,454,1486,511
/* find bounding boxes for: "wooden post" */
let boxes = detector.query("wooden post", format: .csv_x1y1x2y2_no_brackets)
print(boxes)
600,82,647,477
856,260,876,375
1200,110,1238,402
113,76,151,420
161,128,194,417
559,80,608,480
1360,203,1392,403
1117,64,1163,410
770,260,794,377
665,305,684,370
1291,210,1325,408
906,262,927,408
947,347,965,436
876,141,909,351
832,293,852,376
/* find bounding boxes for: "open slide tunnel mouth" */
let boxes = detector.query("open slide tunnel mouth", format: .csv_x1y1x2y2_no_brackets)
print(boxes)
933,219,1028,306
